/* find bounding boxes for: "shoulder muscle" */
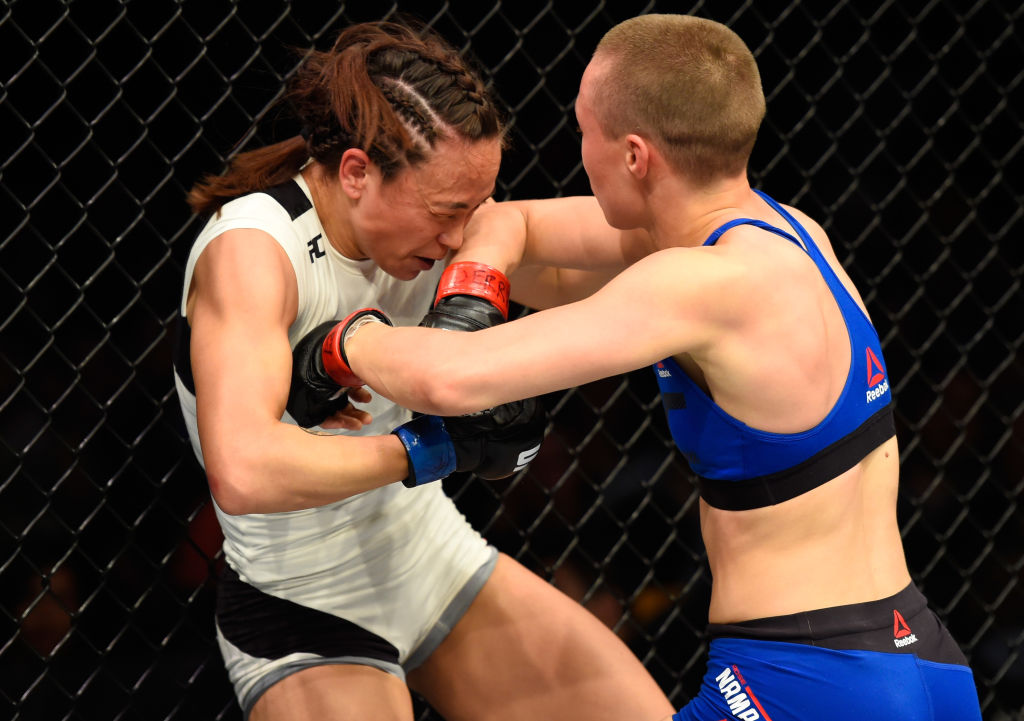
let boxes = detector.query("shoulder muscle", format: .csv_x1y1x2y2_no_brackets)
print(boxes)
189,228,298,330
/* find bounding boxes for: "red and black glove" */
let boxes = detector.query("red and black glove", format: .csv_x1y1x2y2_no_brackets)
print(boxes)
286,309,392,428
419,261,510,331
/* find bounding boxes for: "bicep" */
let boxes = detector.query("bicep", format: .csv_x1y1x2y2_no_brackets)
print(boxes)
518,197,654,269
188,230,299,444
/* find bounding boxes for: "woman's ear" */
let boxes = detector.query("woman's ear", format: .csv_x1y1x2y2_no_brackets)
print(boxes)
338,148,371,198
624,134,650,179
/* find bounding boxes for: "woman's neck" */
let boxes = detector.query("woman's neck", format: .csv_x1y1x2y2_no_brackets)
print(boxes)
302,164,363,259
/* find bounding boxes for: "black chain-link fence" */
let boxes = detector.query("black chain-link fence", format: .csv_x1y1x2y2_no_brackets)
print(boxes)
2,1,1022,719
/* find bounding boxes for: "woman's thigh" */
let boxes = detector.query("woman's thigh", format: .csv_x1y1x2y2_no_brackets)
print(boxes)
409,553,674,721
250,663,414,721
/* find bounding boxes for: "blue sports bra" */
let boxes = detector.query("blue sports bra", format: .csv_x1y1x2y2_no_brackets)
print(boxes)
653,190,895,510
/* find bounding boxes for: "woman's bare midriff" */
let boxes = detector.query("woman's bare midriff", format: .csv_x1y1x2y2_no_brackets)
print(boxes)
701,436,911,624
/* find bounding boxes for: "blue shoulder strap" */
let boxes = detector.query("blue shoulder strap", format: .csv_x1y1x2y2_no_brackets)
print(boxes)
703,217,804,249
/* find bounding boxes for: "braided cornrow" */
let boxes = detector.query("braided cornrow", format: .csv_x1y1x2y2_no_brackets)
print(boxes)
302,119,353,159
431,52,488,104
292,21,504,178
377,79,441,152
185,21,504,215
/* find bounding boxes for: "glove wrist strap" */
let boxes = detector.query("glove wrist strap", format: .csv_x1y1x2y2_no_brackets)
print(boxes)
435,262,510,320
322,308,392,386
393,415,457,487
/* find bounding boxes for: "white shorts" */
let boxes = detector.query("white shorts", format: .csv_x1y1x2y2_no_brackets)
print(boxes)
213,484,497,716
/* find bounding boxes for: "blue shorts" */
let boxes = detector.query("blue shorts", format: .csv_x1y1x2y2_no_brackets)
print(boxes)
673,584,982,721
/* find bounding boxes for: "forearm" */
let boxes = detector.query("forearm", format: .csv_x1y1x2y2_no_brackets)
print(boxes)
457,198,606,272
457,197,651,309
347,322,503,416
452,200,528,273
509,264,619,310
191,303,408,513
200,416,410,514
348,302,614,416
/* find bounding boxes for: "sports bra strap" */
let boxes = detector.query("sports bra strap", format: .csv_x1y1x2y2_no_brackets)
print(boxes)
703,217,804,249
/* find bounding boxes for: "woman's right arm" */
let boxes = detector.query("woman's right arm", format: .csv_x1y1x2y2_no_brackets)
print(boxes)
187,228,410,515
455,197,656,309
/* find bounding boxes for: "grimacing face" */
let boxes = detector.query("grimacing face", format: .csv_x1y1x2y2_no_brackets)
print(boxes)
355,137,501,280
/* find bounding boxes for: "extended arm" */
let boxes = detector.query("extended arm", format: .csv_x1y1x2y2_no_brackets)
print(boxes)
347,246,733,416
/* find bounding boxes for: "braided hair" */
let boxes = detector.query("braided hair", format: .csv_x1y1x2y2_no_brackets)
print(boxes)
188,21,503,215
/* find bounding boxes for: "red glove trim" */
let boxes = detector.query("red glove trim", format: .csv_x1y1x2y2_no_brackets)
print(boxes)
321,308,390,386
435,262,510,320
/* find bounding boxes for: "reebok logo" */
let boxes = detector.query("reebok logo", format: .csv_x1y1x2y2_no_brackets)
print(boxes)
866,347,886,386
865,347,889,403
656,362,672,378
866,378,889,403
893,609,918,648
715,666,773,720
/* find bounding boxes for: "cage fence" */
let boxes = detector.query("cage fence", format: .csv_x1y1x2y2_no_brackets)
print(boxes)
1,1,1022,719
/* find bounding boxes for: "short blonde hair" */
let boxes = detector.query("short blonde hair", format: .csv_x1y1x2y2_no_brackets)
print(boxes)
593,14,765,184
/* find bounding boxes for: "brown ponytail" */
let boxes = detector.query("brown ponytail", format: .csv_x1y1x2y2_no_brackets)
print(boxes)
187,20,504,216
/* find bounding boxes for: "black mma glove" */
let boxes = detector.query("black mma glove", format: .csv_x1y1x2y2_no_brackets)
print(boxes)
286,309,392,428
392,397,546,487
442,396,547,479
419,261,510,331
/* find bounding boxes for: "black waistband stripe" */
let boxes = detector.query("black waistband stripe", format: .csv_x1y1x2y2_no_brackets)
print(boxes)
707,582,968,666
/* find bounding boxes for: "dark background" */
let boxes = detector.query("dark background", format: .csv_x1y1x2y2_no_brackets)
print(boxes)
1,1,1022,719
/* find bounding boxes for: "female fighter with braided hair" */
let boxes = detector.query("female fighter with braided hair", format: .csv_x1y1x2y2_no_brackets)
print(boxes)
174,19,672,721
